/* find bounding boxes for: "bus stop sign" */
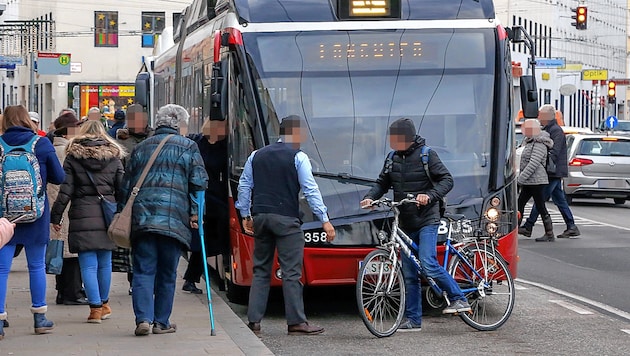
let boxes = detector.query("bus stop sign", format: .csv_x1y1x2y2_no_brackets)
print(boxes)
606,116,618,129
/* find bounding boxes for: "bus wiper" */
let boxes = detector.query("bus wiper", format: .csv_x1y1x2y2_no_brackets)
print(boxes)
312,172,376,186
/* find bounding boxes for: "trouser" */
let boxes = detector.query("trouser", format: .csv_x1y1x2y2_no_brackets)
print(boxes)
0,243,48,313
78,250,112,306
518,184,551,222
401,225,466,325
183,216,228,283
56,257,84,300
524,178,576,229
132,233,182,326
247,213,307,326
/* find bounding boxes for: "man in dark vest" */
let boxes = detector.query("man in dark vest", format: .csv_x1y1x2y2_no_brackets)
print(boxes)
236,115,336,336
360,118,471,332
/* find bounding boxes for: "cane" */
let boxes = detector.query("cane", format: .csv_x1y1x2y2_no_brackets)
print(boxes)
193,191,216,336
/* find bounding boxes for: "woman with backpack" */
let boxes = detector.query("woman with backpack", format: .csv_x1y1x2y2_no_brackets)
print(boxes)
50,120,125,324
0,105,65,340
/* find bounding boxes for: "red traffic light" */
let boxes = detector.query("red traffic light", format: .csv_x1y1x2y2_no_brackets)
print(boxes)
574,6,588,30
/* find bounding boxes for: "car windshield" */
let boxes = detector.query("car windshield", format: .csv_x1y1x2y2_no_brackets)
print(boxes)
617,121,630,131
578,139,630,156
245,29,495,220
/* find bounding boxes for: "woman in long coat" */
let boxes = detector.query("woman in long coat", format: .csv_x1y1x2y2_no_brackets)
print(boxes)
51,120,125,323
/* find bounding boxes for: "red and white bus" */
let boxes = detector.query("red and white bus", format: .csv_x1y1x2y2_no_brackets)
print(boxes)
137,0,539,304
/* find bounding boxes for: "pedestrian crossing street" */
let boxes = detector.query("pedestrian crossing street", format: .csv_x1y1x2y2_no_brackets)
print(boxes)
523,203,604,228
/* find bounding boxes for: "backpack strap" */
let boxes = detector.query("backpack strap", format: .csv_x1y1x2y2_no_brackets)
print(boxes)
0,135,39,154
421,145,436,187
383,150,395,174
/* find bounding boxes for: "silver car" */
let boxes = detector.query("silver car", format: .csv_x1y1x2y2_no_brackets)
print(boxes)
564,134,630,205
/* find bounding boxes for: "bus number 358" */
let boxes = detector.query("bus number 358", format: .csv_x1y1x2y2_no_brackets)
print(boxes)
304,231,327,243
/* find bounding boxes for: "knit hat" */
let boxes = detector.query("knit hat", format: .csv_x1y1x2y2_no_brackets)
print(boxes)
389,118,416,141
155,104,189,130
114,109,126,121
28,111,40,123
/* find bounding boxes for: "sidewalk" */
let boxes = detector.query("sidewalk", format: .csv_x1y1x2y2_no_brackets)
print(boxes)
1,252,273,355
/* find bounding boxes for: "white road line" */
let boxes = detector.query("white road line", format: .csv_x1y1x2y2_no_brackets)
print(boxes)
514,284,528,290
549,299,594,315
524,204,630,231
518,278,630,323
622,329,630,335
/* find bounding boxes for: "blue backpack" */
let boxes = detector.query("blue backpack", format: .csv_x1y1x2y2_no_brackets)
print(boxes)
0,136,45,223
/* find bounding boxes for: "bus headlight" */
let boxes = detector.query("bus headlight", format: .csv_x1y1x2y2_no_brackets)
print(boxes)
486,222,498,235
485,207,500,222
490,197,501,207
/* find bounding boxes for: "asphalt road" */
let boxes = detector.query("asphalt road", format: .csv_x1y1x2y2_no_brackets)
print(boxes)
211,197,630,355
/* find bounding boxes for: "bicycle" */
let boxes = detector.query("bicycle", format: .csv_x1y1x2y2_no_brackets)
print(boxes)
356,196,515,337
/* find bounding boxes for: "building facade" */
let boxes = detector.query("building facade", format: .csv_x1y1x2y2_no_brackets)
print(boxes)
0,0,188,128
496,0,628,129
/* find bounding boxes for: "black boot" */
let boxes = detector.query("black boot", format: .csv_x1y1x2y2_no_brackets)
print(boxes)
535,215,555,242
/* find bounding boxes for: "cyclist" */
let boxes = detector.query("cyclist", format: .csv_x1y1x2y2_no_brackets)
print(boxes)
360,118,471,331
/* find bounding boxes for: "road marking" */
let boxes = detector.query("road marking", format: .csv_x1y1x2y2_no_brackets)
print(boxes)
514,284,528,290
523,204,630,231
518,278,630,323
622,329,630,335
549,299,594,315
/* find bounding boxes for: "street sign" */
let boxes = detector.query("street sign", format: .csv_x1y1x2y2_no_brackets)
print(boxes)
37,52,71,75
0,55,24,66
70,62,82,73
605,116,618,129
582,69,608,81
536,58,566,68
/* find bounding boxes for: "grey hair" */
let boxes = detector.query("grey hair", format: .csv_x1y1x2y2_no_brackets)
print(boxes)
155,104,189,129
538,104,555,116
88,107,101,114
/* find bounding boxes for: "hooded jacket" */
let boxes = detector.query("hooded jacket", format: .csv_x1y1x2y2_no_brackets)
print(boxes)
518,131,554,186
365,136,453,231
543,119,569,178
51,136,124,253
121,126,208,249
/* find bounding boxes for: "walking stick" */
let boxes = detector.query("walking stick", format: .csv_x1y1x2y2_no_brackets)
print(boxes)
193,191,216,336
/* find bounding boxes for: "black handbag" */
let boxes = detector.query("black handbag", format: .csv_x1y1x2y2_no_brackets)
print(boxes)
85,170,117,226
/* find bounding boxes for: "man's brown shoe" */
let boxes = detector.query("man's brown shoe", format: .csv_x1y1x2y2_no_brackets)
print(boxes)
248,322,261,336
287,322,324,335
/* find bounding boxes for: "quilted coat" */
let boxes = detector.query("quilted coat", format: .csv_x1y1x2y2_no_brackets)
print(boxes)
518,131,554,186
121,127,208,249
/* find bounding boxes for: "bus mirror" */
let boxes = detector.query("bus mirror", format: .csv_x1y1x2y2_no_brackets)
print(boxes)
506,27,524,43
135,72,150,108
210,60,227,120
520,75,539,118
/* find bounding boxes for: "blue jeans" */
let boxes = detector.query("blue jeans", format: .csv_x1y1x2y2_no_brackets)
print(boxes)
401,224,466,325
0,243,48,313
524,178,576,230
78,250,112,306
132,233,182,326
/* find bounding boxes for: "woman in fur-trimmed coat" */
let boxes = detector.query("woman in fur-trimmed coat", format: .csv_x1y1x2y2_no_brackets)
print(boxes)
51,120,125,323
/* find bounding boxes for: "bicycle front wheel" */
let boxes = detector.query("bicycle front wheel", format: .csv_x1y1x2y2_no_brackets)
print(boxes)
356,249,405,338
448,247,515,331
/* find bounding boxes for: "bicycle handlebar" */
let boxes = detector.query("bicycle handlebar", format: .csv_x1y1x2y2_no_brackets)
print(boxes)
369,194,418,208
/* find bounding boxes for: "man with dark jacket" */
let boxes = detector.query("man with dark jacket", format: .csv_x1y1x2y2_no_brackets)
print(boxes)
360,118,471,331
236,115,336,336
519,105,580,240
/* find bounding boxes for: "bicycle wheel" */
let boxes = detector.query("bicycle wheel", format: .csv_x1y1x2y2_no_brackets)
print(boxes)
356,249,405,337
447,246,515,331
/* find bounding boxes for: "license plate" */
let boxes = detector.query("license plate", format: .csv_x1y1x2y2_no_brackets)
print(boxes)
359,260,393,275
598,180,628,188
304,229,328,244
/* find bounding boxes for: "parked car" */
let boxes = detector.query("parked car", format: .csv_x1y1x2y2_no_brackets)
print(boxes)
563,134,630,205
596,119,630,136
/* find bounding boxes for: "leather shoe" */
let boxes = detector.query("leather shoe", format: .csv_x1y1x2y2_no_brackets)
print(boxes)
247,322,261,336
63,298,89,305
287,322,324,335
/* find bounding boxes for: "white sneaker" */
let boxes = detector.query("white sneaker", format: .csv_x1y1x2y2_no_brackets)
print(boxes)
397,319,422,332
442,300,472,314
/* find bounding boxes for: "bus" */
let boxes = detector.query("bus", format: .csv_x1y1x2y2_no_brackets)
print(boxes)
136,0,539,305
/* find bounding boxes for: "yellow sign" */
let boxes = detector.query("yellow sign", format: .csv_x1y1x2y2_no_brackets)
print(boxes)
58,54,70,66
581,69,608,81
559,63,583,72
541,72,550,81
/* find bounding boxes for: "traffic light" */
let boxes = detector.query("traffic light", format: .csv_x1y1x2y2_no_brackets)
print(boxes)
608,81,616,104
571,6,588,30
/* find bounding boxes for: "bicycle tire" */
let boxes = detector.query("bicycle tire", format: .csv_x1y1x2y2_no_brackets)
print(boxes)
356,249,406,337
447,247,515,331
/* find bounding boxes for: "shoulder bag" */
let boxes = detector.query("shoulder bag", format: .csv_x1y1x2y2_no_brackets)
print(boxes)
107,135,173,248
85,170,117,227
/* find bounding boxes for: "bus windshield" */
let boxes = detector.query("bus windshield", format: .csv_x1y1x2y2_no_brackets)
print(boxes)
244,29,496,223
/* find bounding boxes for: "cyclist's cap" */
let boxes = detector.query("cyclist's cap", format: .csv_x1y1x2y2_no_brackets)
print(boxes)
114,109,126,121
279,115,302,135
389,118,416,141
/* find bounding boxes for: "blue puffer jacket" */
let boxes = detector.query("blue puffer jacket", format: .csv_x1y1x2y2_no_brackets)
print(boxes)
121,127,208,249
1,126,65,246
